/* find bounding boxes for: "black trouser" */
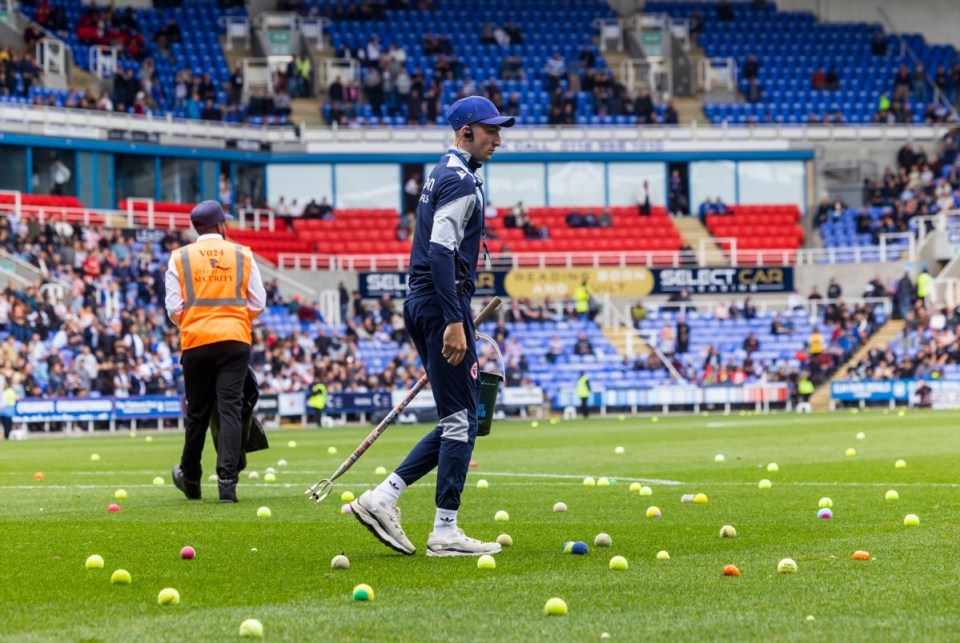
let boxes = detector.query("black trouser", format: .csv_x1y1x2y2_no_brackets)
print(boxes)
180,340,250,482
1,416,11,439
580,396,590,418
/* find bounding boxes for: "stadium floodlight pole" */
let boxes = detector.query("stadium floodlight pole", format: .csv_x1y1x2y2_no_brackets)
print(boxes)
305,296,503,504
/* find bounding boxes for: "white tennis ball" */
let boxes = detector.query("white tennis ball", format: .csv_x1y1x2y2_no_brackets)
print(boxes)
239,619,263,638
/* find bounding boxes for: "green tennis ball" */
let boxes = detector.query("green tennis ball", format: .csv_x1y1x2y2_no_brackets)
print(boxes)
85,554,104,570
110,569,132,585
239,619,264,638
157,588,180,605
544,597,568,616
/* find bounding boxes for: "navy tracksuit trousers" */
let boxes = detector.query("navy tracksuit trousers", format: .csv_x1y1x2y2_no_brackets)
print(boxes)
395,293,480,510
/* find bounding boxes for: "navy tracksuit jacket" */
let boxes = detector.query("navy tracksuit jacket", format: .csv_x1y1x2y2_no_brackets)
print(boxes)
395,147,485,510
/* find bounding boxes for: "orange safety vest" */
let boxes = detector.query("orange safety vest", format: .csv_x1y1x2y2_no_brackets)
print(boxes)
174,237,254,351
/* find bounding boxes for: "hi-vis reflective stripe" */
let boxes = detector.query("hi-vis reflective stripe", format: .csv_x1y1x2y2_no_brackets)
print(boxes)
180,246,247,308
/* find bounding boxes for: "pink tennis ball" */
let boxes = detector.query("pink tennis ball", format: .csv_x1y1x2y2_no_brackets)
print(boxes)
180,546,196,560
107,503,121,513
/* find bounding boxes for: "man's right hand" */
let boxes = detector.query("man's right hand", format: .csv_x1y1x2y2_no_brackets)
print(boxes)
442,322,467,366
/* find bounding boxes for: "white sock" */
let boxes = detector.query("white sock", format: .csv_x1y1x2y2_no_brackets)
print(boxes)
371,473,406,504
434,508,458,532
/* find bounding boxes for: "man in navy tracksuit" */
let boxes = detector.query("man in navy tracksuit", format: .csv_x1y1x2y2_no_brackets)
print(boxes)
352,96,514,557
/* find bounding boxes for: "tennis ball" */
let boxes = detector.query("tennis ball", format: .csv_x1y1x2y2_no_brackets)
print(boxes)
817,508,833,520
239,619,264,638
651,416,659,423
856,432,866,440
145,436,153,443
720,525,737,538
85,554,104,569
758,479,772,490
693,493,708,504
152,476,164,486
767,463,779,472
256,506,272,519
287,441,297,448
476,479,489,489
477,554,496,570
544,597,567,616
597,477,610,487
111,569,132,585
638,485,653,496
352,583,374,602
341,503,353,515
897,409,905,417
614,446,625,455
629,482,641,493
852,550,871,561
180,546,196,560
277,459,288,467
609,555,628,571
594,533,612,547
571,541,589,555
107,503,121,513
469,460,478,467
114,489,127,500
845,448,857,457
714,454,725,462
265,467,276,474
777,558,798,573
157,588,180,605
656,550,670,560
208,474,217,482
818,497,833,509
496,534,513,547
90,453,100,462
582,476,596,487
722,564,741,577
340,491,355,502
375,466,387,475
561,541,573,554
331,554,350,569
702,411,710,417
894,459,907,469
885,490,899,501
903,514,920,527
618,414,625,421
645,506,661,519
327,446,338,455
549,418,559,425
248,471,260,480
33,472,44,480
264,473,277,483
495,510,509,522
553,502,567,513
530,421,539,428
680,494,695,503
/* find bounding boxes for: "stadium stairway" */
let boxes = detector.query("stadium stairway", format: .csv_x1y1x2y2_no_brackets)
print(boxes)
809,318,905,411
601,325,650,359
674,217,728,264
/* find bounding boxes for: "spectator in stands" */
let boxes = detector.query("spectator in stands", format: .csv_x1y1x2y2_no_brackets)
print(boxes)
662,101,679,125
742,298,757,320
893,64,912,102
676,314,690,354
743,332,760,354
668,170,686,216
717,0,734,21
631,300,647,327
636,180,652,216
543,52,569,92
895,272,914,319
808,285,823,301
573,331,594,356
826,66,840,91
827,278,842,300
811,67,827,91
545,334,564,364
870,29,888,56
742,54,759,82
200,98,223,121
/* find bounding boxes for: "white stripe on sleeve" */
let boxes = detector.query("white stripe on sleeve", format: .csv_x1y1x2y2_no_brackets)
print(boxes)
430,194,476,251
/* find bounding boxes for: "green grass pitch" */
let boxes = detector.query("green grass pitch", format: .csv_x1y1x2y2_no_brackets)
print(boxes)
1,410,959,642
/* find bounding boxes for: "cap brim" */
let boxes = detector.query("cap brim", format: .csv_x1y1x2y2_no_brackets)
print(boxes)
477,115,516,127
223,213,235,221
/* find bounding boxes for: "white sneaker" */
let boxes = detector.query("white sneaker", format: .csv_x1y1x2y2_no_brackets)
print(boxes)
426,527,503,557
350,491,416,556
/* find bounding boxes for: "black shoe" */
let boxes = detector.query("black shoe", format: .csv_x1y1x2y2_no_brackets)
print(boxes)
218,478,238,503
172,465,201,500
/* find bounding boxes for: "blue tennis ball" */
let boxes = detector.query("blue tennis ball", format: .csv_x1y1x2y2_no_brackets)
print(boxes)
571,541,589,555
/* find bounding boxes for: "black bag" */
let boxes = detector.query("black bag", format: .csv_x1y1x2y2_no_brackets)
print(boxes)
210,367,269,454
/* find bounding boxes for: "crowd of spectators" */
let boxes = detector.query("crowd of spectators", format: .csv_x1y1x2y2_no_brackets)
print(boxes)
815,130,960,243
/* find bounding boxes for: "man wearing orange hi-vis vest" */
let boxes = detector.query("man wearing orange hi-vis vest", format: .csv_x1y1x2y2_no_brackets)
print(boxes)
165,200,266,503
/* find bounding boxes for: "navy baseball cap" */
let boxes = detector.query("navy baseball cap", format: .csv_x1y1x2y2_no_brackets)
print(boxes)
445,95,516,130
190,200,233,228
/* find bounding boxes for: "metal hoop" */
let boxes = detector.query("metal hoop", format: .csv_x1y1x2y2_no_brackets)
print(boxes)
476,331,506,376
